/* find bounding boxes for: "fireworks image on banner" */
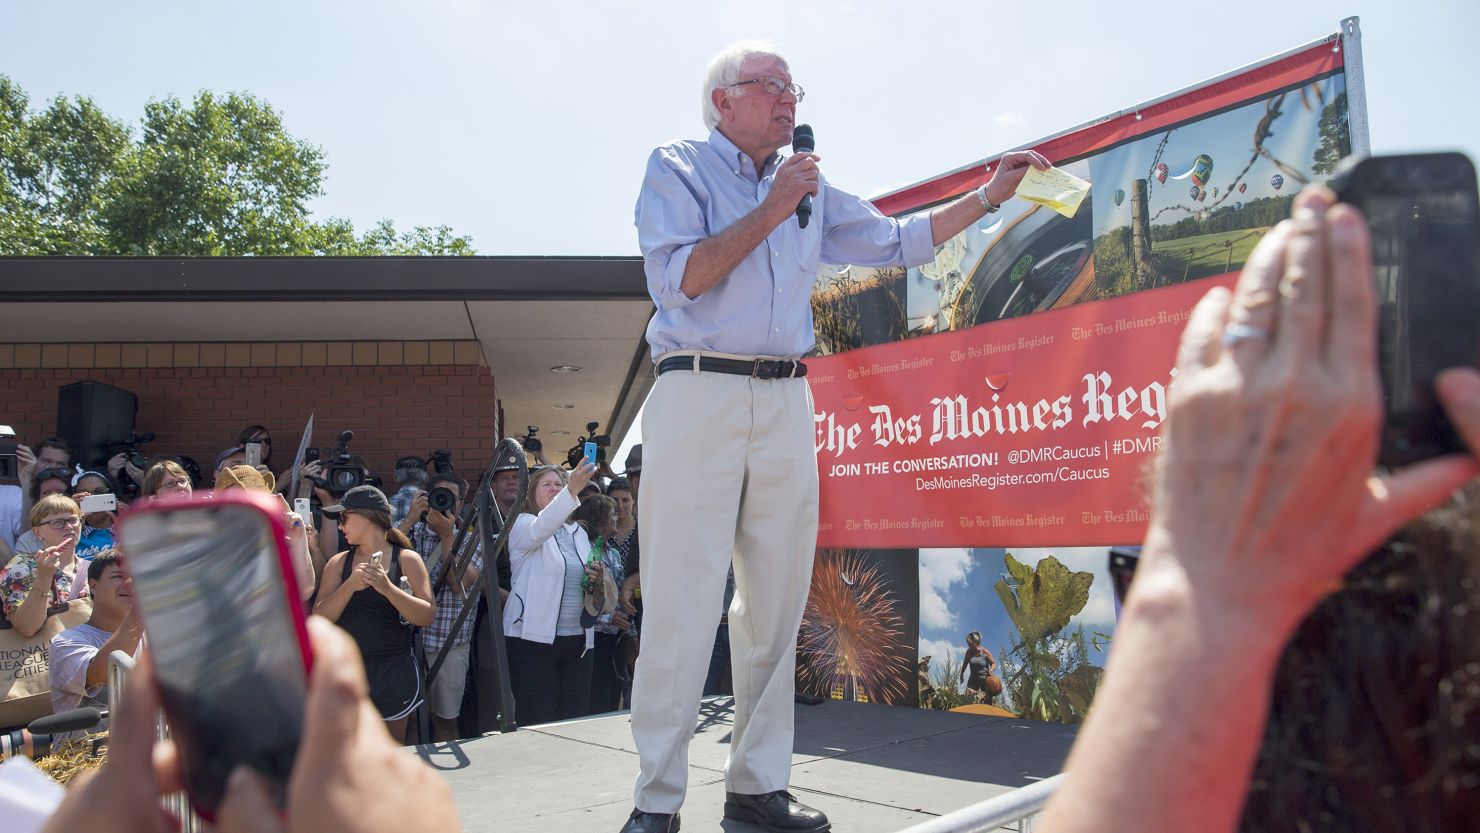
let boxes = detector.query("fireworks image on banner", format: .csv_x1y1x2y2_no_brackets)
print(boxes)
797,549,910,704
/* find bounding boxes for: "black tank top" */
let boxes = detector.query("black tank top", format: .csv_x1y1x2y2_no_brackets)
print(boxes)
337,544,413,658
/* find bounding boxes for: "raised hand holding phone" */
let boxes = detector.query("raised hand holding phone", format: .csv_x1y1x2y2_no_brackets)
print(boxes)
1331,151,1480,466
567,456,597,496
116,490,313,820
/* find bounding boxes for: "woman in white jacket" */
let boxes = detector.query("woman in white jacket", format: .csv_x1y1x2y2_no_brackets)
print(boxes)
503,458,604,725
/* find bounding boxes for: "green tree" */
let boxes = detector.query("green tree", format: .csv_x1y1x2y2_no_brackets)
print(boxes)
1311,92,1350,177
0,76,474,256
103,91,328,255
0,77,131,254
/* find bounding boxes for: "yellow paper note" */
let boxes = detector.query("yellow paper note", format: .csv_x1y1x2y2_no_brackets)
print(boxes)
1013,166,1091,218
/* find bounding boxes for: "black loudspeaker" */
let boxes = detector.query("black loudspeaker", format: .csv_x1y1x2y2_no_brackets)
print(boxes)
57,381,138,470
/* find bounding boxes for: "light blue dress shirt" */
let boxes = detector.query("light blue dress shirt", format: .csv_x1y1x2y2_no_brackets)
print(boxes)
634,130,936,360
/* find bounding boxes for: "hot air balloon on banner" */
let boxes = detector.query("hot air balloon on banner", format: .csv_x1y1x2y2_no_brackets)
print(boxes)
1239,182,1247,194
1271,174,1285,191
1155,162,1169,183
1113,188,1125,206
1235,201,1244,211
1212,186,1220,198
1190,154,1214,187
1198,189,1208,203
1190,185,1200,199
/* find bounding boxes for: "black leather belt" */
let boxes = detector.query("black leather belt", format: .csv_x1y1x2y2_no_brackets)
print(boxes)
657,356,808,380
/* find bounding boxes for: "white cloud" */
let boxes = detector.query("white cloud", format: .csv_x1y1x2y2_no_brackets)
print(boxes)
917,637,962,691
918,547,972,630
993,109,1025,128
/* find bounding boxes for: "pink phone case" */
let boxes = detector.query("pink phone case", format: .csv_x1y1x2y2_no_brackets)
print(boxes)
117,489,314,820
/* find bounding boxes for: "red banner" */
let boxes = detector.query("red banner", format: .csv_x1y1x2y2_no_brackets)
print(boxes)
812,274,1236,548
809,37,1354,549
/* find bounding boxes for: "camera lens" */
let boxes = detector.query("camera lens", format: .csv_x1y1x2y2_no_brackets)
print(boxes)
428,487,456,512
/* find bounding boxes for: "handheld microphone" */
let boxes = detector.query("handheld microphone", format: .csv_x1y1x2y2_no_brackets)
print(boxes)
0,707,104,761
29,706,103,736
792,124,815,229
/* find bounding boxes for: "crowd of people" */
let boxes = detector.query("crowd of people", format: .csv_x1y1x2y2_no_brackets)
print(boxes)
2,38,1476,833
5,180,1474,833
0,426,664,751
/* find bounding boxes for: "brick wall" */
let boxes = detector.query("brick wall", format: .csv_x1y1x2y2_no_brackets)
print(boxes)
0,341,501,482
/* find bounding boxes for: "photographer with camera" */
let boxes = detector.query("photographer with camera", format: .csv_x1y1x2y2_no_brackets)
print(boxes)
389,456,431,530
403,472,485,740
103,431,155,499
520,426,551,467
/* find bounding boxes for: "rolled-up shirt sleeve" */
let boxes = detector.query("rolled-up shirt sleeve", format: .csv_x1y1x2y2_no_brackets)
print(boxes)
49,631,103,699
819,181,936,270
635,148,708,312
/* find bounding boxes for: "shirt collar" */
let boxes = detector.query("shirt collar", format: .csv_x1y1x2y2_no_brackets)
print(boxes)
707,130,782,180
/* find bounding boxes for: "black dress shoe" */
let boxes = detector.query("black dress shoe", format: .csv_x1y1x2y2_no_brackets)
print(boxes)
619,808,680,833
723,790,830,832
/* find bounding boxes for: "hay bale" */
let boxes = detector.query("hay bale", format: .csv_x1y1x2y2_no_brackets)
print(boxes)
33,733,107,786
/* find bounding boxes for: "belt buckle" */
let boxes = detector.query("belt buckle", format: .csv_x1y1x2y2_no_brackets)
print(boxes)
753,359,785,380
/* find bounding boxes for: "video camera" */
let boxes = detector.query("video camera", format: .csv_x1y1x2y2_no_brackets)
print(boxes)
428,448,454,474
0,425,16,480
111,431,156,474
521,425,542,453
566,421,611,469
311,431,368,496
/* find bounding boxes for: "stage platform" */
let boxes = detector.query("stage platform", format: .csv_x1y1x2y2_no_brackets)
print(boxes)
416,697,1078,832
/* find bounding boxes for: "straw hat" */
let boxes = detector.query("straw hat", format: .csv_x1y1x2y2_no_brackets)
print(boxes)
214,464,276,493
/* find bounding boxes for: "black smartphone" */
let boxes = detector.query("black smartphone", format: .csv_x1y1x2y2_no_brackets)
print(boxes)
118,490,312,820
1331,152,1480,467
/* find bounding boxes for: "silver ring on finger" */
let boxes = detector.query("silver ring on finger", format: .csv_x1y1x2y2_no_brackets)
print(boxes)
1221,322,1271,348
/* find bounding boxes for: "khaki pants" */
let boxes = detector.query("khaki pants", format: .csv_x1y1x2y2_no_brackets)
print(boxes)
630,365,819,813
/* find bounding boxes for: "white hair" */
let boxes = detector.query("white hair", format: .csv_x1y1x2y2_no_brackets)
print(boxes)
701,40,787,130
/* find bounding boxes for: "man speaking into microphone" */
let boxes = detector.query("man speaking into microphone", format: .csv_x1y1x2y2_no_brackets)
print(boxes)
624,40,1048,833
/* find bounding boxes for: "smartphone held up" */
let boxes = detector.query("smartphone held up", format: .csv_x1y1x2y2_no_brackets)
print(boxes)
117,489,313,820
1332,151,1480,467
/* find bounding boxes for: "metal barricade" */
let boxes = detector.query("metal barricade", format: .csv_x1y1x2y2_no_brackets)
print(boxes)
893,773,1065,833
108,650,201,833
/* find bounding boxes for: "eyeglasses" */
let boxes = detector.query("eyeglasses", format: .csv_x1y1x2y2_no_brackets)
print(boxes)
42,517,83,531
729,77,805,102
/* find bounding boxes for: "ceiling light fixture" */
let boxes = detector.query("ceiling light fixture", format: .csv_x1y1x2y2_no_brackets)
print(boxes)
552,403,575,409
550,365,582,373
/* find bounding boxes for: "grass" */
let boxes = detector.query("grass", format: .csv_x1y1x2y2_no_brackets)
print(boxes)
1151,228,1268,281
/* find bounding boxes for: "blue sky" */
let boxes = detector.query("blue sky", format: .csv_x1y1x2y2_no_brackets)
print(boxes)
918,546,1116,697
5,1,1476,258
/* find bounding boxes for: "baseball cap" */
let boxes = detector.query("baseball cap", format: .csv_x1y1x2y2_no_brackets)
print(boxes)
321,484,392,516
